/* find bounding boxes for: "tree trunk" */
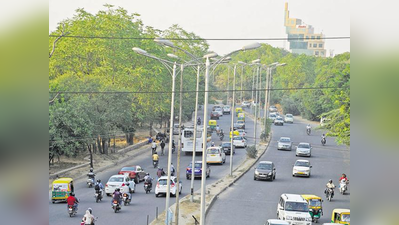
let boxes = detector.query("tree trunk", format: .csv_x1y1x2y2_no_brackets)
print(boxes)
97,137,103,154
87,144,93,169
102,139,108,155
149,121,153,137
92,143,97,154
113,135,116,153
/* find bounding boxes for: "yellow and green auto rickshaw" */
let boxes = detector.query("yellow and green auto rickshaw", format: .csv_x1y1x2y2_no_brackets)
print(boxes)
331,208,350,225
237,113,245,122
51,177,74,203
209,120,217,132
230,130,239,139
235,107,243,115
302,194,323,223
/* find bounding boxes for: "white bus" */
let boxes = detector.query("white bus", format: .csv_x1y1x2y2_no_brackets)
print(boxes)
181,126,211,154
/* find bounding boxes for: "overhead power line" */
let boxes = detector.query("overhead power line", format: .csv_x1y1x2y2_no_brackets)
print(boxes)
48,35,350,41
49,86,345,95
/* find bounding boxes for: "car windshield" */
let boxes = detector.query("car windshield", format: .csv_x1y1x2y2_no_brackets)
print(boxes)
221,143,230,147
109,177,124,183
286,114,293,117
298,144,310,149
276,118,283,121
121,167,136,171
270,114,276,118
284,202,309,212
280,138,290,143
158,179,174,185
238,121,244,124
341,214,350,222
309,199,322,207
207,148,219,154
233,136,242,140
216,108,222,111
295,161,310,167
188,163,202,168
257,163,272,170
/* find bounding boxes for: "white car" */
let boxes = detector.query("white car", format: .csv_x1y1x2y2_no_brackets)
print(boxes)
296,142,312,157
206,147,226,164
269,113,277,122
215,108,223,116
223,106,231,115
241,101,251,108
155,176,182,197
292,159,312,177
105,175,136,196
233,136,247,148
284,114,294,123
269,105,278,112
265,219,289,225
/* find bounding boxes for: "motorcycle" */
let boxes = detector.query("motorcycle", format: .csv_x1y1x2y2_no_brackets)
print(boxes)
306,128,311,135
144,182,152,194
122,193,131,206
94,190,103,203
197,119,201,125
67,205,77,217
153,160,158,168
326,188,334,201
340,180,348,194
112,200,121,213
219,133,224,141
172,145,176,154
321,137,326,146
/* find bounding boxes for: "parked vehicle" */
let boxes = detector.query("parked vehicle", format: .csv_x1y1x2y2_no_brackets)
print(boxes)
302,194,323,223
296,143,312,157
155,176,182,197
284,114,294,123
105,175,136,196
186,161,210,179
254,161,276,181
118,165,146,184
292,159,312,177
276,194,313,224
330,208,350,225
51,177,74,204
277,137,292,151
206,147,226,164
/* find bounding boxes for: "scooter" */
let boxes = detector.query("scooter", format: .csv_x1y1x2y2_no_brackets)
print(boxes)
153,160,158,168
340,180,348,194
197,119,201,125
144,182,152,194
122,193,131,206
219,133,224,141
67,205,78,217
321,137,326,146
326,188,334,201
94,190,103,203
112,200,121,213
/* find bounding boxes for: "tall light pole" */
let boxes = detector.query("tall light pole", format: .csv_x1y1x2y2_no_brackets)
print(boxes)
230,64,237,176
199,43,261,225
227,66,230,104
251,59,260,147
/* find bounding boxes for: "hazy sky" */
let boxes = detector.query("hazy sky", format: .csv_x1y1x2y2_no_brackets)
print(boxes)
49,0,350,55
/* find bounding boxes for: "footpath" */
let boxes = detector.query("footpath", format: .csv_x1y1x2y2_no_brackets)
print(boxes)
150,108,271,225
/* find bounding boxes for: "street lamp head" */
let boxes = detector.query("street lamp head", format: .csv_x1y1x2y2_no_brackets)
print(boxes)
154,37,175,47
203,52,218,59
278,63,287,67
242,42,261,51
167,53,179,59
132,47,147,55
252,59,261,64
238,61,246,64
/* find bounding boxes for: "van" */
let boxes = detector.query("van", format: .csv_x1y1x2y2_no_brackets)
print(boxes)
277,194,313,225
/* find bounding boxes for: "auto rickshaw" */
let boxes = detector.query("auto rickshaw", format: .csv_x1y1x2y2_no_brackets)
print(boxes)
230,130,239,139
237,113,245,121
209,120,217,132
302,194,323,223
51,177,74,203
235,107,243,115
331,208,350,225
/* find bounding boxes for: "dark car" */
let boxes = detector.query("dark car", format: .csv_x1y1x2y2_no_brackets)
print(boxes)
254,161,276,181
118,165,146,183
220,142,235,155
186,161,210,179
210,111,220,120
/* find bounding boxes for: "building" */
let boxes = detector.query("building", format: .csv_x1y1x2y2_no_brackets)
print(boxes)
284,2,326,57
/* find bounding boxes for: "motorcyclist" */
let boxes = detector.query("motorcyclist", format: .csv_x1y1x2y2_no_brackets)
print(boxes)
112,188,122,206
325,179,335,198
197,116,201,125
152,152,159,166
306,124,311,132
211,142,215,147
144,173,153,189
160,140,165,156
66,192,79,211
87,168,95,184
170,163,176,176
339,173,348,182
94,179,104,197
121,182,132,202
82,208,96,225
172,140,176,153
216,125,221,135
157,167,163,178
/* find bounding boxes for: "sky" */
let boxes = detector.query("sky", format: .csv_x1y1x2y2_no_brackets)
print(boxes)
49,0,350,55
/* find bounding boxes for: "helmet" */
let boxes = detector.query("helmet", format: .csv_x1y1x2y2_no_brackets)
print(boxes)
212,142,215,145
329,179,333,183
97,179,101,183
154,152,157,154
70,193,75,196
116,188,120,192
88,208,92,214
125,182,130,186
146,173,150,176
90,168,93,172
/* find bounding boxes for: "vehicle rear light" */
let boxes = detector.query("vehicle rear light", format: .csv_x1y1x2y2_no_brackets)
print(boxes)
105,184,108,187
113,200,118,204
242,140,244,142
157,182,160,188
171,183,175,188
122,183,125,186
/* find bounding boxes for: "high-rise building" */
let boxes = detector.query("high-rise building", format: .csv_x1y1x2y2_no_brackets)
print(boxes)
284,2,326,57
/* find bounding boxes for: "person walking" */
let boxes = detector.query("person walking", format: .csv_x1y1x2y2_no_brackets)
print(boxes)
160,140,165,156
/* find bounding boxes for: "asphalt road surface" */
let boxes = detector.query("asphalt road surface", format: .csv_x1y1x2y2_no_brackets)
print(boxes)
207,115,350,225
49,104,259,225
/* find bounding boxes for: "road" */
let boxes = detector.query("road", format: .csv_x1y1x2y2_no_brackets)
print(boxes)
207,115,350,224
49,104,259,225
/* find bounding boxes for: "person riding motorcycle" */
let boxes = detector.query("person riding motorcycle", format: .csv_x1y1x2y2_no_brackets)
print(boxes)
197,116,201,125
144,173,153,189
112,188,122,206
156,167,164,178
321,133,326,143
152,152,159,165
216,125,221,135
121,182,132,202
151,141,157,153
306,124,311,132
325,179,336,198
170,163,176,176
82,208,96,225
67,192,79,211
87,168,95,184
94,179,104,197
211,142,215,147
339,173,349,192
339,173,348,182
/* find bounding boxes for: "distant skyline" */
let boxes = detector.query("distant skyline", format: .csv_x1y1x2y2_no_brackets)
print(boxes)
49,0,350,55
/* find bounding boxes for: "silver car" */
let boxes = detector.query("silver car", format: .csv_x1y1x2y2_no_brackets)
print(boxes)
296,142,312,157
277,137,292,150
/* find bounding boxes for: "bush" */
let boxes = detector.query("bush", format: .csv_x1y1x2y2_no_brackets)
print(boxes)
246,145,257,158
260,119,272,141
281,97,300,115
222,99,227,105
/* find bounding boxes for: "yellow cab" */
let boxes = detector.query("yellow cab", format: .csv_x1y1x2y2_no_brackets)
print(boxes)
302,194,323,223
208,120,217,132
331,208,350,225
235,107,243,115
51,177,74,203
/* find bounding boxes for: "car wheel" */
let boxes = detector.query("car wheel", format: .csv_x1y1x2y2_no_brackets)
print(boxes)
292,174,295,177
155,194,159,197
254,176,257,181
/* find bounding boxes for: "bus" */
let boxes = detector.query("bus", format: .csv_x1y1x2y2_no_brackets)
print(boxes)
181,126,211,154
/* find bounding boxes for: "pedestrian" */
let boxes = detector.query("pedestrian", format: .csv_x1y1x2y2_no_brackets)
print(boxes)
170,163,175,176
160,140,165,156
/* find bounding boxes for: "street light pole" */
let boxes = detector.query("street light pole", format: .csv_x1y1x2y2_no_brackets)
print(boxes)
241,65,244,102
227,66,230,105
254,66,259,147
230,64,237,176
